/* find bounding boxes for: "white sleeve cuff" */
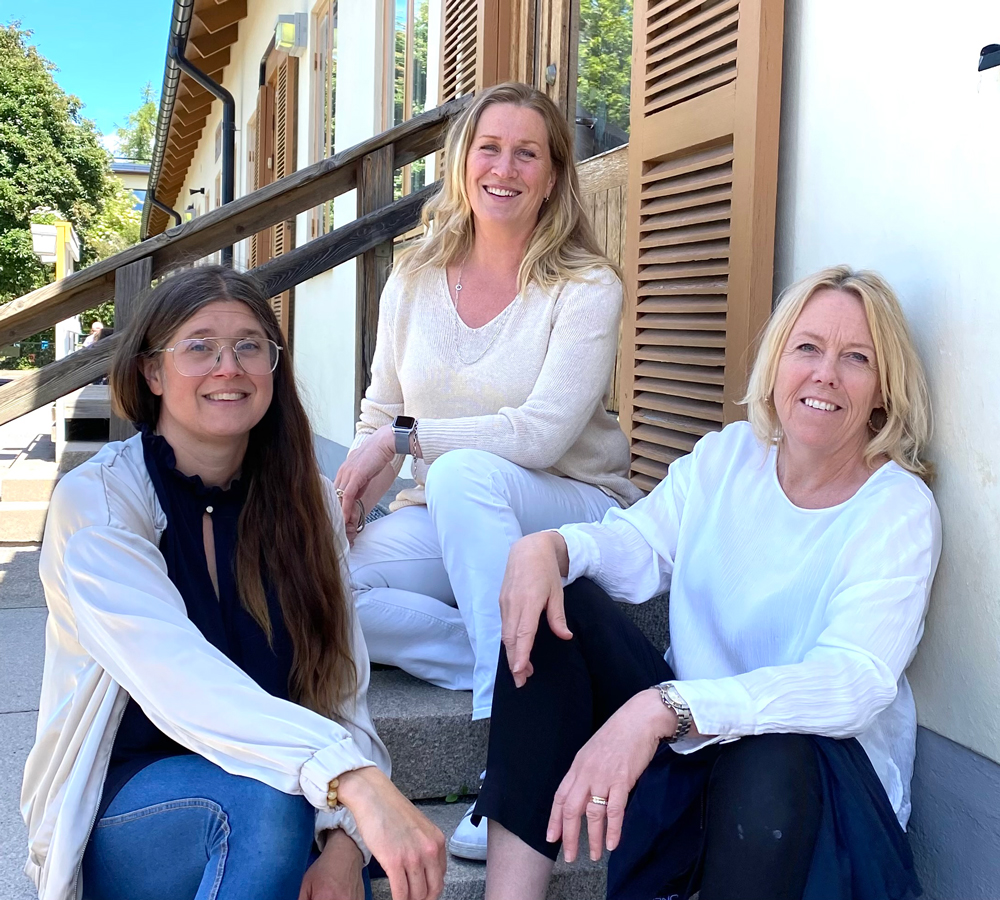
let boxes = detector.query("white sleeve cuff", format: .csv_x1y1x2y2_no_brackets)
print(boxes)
671,678,757,740
315,806,372,863
557,524,600,585
299,742,377,810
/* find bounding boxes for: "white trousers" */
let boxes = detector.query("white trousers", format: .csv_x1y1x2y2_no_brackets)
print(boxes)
349,449,617,720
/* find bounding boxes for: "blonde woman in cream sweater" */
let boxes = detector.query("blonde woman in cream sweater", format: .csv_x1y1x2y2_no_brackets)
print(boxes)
334,83,642,858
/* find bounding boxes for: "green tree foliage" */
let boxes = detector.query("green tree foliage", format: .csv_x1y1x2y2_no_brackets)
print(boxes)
577,0,633,140
115,82,157,162
0,23,139,313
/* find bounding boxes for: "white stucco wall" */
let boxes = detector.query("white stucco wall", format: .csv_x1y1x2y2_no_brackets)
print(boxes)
775,0,1000,760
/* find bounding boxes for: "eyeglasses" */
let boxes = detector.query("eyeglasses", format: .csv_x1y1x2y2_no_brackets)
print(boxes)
152,338,283,377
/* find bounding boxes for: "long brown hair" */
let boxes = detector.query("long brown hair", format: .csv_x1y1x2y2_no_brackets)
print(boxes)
396,81,622,293
110,266,356,715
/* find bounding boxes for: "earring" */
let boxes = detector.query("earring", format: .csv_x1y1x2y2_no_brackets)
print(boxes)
868,407,886,431
543,194,550,203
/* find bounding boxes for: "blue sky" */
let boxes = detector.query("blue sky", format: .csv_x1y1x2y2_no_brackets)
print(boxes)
6,1,174,139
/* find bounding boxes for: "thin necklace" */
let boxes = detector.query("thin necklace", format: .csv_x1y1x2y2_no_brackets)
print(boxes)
449,262,517,365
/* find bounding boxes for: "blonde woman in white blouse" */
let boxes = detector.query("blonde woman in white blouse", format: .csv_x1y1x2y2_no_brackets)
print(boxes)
480,267,941,900
333,83,642,858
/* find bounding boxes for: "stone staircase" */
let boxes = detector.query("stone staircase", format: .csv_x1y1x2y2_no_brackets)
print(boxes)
365,595,669,899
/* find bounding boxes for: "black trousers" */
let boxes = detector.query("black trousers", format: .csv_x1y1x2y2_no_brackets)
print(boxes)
475,579,825,900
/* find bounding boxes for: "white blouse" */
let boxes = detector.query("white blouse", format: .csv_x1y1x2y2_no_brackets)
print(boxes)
558,421,941,827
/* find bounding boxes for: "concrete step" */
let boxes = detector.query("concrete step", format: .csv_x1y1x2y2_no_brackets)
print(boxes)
0,501,48,542
1,451,58,502
57,440,105,475
369,669,487,802
370,799,607,900
62,385,111,419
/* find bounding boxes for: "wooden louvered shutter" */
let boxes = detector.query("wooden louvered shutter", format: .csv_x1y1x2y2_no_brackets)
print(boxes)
268,55,298,340
249,83,275,269
439,0,509,102
619,0,783,492
440,0,479,101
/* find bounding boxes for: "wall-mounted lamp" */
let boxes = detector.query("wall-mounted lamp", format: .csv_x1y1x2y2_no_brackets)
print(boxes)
189,187,206,196
980,44,1000,72
275,13,308,57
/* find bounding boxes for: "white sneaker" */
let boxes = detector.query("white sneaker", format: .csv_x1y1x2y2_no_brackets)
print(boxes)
448,801,487,861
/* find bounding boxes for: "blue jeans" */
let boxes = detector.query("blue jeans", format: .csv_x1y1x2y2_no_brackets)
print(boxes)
83,755,373,900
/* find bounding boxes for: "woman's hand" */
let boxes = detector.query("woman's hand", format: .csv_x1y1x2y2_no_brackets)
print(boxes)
334,426,397,540
337,766,446,900
298,829,366,900
499,531,571,687
547,689,677,862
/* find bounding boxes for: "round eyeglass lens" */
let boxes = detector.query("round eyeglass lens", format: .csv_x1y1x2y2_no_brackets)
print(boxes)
171,339,279,376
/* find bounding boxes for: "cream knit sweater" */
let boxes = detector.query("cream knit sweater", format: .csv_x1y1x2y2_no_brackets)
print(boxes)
351,264,643,510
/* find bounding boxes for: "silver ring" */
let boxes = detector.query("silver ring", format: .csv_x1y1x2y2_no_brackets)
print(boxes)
589,795,608,806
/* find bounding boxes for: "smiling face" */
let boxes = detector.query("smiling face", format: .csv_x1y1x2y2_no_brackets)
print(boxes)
142,300,274,448
464,102,557,238
773,288,883,460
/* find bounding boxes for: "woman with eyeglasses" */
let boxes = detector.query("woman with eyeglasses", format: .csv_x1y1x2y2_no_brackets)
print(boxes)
21,267,446,900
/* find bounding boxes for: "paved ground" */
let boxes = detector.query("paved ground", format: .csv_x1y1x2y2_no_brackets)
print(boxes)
0,544,44,900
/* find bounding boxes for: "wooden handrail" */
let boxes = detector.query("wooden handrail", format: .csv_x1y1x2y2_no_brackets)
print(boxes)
0,96,470,347
0,183,436,428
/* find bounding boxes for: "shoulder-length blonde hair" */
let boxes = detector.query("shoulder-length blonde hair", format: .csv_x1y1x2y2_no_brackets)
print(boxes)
396,81,620,292
744,265,933,479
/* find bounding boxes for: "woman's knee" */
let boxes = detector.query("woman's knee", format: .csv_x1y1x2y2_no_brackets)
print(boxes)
424,448,508,507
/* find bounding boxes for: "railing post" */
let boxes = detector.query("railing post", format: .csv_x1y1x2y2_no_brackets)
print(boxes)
109,258,152,442
355,145,395,418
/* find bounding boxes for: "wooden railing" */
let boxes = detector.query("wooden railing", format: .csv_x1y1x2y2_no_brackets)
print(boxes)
0,96,472,430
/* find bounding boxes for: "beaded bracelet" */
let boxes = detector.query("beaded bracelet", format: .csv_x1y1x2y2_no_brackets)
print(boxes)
327,777,340,808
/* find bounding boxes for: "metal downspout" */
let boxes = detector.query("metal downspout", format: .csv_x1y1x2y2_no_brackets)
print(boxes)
168,34,236,266
150,195,183,227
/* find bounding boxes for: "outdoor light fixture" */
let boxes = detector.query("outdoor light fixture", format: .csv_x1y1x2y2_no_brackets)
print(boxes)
275,13,308,57
980,44,1000,72
189,187,206,195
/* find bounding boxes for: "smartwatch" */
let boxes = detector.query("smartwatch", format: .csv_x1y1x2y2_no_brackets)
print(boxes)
391,415,417,455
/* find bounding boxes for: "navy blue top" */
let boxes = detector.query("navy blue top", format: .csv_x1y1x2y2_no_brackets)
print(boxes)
98,427,294,817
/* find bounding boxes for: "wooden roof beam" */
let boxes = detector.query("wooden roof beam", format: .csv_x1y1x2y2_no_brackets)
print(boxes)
193,46,231,74
175,95,214,118
173,107,208,129
188,23,238,59
178,80,213,106
194,0,247,34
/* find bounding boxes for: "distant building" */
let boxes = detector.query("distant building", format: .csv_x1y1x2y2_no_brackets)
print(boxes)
110,160,151,212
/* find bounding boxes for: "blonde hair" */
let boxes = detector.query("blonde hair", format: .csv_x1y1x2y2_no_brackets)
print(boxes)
395,82,620,292
744,265,933,479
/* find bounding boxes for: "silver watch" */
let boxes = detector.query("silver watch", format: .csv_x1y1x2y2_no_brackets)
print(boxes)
654,682,693,743
391,415,417,455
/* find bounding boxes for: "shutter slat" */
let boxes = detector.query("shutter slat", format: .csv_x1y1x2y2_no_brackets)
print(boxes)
634,359,727,384
634,345,727,366
637,296,728,313
631,471,663,493
633,434,699,459
634,408,722,438
634,390,725,422
634,375,725,402
636,313,727,331
630,456,671,482
636,329,727,349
